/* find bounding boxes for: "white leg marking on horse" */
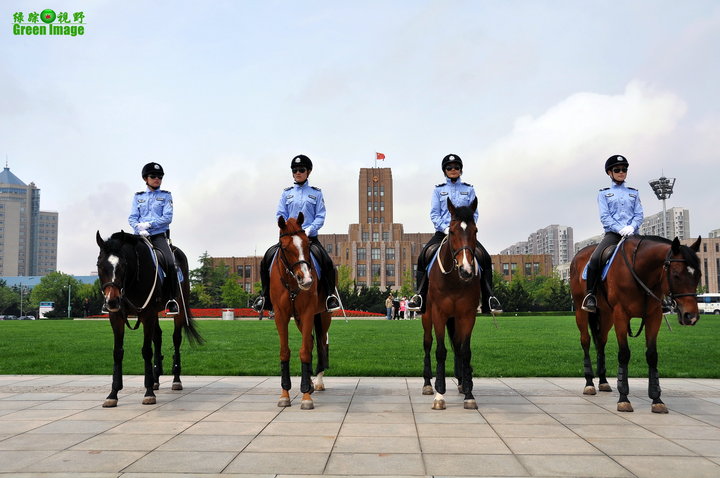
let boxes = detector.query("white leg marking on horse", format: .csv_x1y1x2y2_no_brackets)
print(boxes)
434,392,444,402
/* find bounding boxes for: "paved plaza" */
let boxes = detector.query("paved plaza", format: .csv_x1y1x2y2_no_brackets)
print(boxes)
0,375,718,477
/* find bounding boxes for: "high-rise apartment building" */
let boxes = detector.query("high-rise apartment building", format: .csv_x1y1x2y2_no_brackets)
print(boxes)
0,165,58,276
639,207,690,240
501,225,574,267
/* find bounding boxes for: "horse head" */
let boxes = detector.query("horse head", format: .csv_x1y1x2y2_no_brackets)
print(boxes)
668,236,702,326
96,231,137,312
277,212,313,290
447,197,478,282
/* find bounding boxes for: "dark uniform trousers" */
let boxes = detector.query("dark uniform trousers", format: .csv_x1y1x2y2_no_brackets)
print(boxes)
585,231,622,294
149,233,179,300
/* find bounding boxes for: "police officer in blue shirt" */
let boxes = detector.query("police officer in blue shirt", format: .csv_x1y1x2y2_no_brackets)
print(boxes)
128,162,180,315
408,154,500,313
252,155,341,313
582,155,644,312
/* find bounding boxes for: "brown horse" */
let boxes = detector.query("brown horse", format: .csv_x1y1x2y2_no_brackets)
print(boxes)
96,231,203,407
422,198,482,410
270,213,332,410
570,235,701,413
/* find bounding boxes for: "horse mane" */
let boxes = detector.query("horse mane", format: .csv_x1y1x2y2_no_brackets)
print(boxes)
105,231,139,252
638,235,701,270
452,205,476,224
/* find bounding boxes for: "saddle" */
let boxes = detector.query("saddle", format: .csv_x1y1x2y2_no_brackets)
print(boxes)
582,244,620,282
141,240,184,284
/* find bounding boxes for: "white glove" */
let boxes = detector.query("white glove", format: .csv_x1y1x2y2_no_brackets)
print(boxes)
137,222,151,231
305,226,314,237
139,230,150,237
443,227,449,235
619,225,634,237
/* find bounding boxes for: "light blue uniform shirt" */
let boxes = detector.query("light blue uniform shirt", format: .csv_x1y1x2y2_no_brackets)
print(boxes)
598,182,643,234
430,178,479,232
129,188,173,236
276,181,326,238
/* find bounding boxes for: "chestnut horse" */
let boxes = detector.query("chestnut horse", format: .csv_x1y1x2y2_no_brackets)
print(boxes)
96,231,203,407
422,198,482,410
270,213,332,410
570,235,701,413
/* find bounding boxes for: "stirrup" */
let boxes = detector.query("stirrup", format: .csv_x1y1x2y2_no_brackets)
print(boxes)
326,295,341,312
488,296,502,312
165,300,180,315
581,293,597,313
407,294,422,309
251,296,265,313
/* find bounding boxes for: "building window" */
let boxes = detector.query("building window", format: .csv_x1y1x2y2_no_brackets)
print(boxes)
373,186,378,196
382,231,389,241
237,266,244,277
367,186,372,196
245,265,252,278
357,248,366,260
371,248,381,260
372,232,379,242
374,217,379,223
533,263,540,275
357,264,366,277
362,232,369,241
367,204,372,211
525,263,532,276
326,243,333,254
380,201,385,211
380,185,385,196
386,264,395,277
386,248,395,260
502,263,510,276
371,264,381,283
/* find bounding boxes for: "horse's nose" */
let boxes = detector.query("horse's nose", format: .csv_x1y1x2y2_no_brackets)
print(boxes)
298,276,313,290
458,268,474,281
680,312,698,326
105,299,121,312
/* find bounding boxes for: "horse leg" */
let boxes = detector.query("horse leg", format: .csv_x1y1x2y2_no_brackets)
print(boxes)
171,317,184,391
152,323,164,391
645,319,668,413
447,318,462,393
141,316,158,405
275,314,292,407
299,315,315,410
422,311,433,395
432,318,447,410
577,311,596,395
597,316,612,392
313,313,330,391
615,326,633,412
103,314,125,408
458,326,477,410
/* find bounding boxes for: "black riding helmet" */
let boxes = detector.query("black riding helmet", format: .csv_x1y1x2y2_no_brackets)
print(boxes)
604,155,629,172
290,154,313,171
142,162,164,178
441,154,463,173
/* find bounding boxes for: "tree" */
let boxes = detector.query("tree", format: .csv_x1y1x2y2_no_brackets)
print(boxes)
28,272,82,318
398,267,415,298
221,276,249,308
0,280,20,315
189,252,230,307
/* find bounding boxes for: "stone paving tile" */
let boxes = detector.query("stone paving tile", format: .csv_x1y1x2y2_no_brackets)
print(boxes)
244,434,335,453
423,453,528,476
261,421,341,436
417,423,500,438
504,437,602,455
338,422,418,437
224,451,329,474
123,450,237,474
587,437,698,456
22,449,146,473
491,423,578,438
613,455,720,478
157,433,254,452
419,436,511,454
517,454,633,477
105,419,194,435
342,411,415,423
0,432,95,450
0,450,59,472
29,419,121,435
671,438,720,457
327,452,425,475
182,420,266,436
333,435,421,453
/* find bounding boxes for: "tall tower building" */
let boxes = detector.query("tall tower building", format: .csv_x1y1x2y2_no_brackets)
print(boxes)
0,165,58,276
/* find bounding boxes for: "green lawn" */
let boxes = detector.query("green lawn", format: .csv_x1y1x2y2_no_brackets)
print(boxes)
0,316,717,378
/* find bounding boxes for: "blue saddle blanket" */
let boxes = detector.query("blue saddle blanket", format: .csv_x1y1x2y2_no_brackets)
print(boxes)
144,241,184,284
270,250,321,279
582,246,620,281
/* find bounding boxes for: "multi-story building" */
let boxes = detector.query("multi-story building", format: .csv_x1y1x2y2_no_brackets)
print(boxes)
501,225,574,267
640,206,690,240
683,235,720,294
0,165,58,276
574,234,603,255
491,254,554,281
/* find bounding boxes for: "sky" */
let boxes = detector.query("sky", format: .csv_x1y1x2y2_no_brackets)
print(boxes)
2,0,719,275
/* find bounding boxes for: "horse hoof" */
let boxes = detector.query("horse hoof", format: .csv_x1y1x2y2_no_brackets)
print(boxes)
142,396,157,405
422,385,434,395
464,399,478,410
314,383,325,391
432,399,446,410
277,397,291,407
171,382,183,391
102,399,118,408
153,383,159,391
583,386,597,395
599,383,612,392
617,402,634,412
652,403,669,414
301,400,314,410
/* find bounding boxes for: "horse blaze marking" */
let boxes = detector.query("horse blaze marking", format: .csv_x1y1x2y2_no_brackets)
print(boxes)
293,236,311,283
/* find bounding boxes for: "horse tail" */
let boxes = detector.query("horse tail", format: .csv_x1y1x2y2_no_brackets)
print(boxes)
182,308,205,346
588,311,601,348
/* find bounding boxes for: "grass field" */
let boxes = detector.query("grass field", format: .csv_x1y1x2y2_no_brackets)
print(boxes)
0,315,717,378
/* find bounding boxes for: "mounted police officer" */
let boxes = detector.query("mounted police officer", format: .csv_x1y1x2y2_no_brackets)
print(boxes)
252,154,341,314
128,162,180,315
407,154,500,313
581,154,644,312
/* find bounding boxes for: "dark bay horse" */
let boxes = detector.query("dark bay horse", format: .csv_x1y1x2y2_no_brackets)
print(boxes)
570,235,701,413
422,198,482,410
270,213,332,410
96,231,203,407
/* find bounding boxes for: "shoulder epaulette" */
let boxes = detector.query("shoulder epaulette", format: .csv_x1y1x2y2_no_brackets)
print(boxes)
283,186,292,191
160,190,170,193
435,183,445,187
311,186,322,191
628,187,638,191
135,191,144,195
462,182,473,187
599,187,609,191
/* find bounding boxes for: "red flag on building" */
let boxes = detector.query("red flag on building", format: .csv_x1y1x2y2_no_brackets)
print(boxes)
376,152,385,160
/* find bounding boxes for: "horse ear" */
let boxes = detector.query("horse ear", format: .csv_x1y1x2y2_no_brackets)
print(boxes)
471,197,478,212
278,216,287,229
690,235,702,252
446,198,456,215
671,237,681,253
96,231,104,248
297,211,304,226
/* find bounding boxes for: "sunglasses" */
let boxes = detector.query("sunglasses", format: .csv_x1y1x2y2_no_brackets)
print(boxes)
444,165,461,171
291,167,307,174
612,167,628,174
147,174,163,180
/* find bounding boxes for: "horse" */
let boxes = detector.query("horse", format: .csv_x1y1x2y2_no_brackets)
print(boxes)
421,197,482,410
569,235,702,413
95,231,203,407
270,213,332,410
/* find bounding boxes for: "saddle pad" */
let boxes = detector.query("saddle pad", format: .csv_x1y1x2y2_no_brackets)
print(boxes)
582,245,620,282
143,241,184,284
270,250,321,279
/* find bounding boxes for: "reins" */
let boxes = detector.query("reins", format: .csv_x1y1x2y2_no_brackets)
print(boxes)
276,229,315,317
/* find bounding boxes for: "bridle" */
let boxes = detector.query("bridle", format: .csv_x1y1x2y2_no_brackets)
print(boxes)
277,229,314,299
436,232,478,278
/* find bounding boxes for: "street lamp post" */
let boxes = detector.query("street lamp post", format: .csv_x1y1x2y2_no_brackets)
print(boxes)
648,175,676,239
67,283,72,319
